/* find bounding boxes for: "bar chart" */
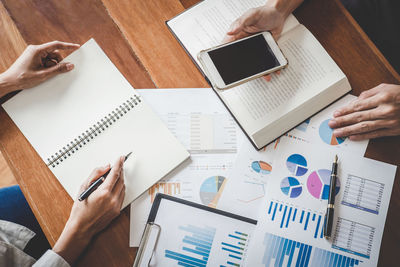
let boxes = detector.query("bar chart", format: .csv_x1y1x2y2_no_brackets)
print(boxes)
164,224,250,267
148,182,182,203
220,231,249,267
165,225,216,266
332,217,375,259
341,174,384,215
267,201,324,239
262,233,361,267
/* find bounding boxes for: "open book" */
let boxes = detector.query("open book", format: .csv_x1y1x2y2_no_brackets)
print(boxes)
167,0,351,149
2,39,189,208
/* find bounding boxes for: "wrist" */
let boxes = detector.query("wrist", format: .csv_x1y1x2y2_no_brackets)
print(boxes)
267,0,303,18
0,72,13,97
53,219,92,264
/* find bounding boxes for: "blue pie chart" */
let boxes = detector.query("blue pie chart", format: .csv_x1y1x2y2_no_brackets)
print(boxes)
280,177,302,198
286,154,308,176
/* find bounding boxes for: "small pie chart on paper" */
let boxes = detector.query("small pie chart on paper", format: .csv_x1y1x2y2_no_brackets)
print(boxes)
200,176,227,208
286,154,308,176
319,119,346,145
251,161,272,174
307,169,340,200
280,177,302,198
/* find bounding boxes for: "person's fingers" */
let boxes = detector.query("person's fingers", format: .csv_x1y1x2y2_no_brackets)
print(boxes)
222,35,235,44
36,62,75,79
263,74,272,82
328,108,383,129
112,167,125,194
333,119,392,138
333,95,382,117
43,59,58,68
227,18,244,35
48,50,63,62
78,164,111,192
357,85,383,100
37,41,80,54
349,128,400,141
117,184,126,209
101,156,125,191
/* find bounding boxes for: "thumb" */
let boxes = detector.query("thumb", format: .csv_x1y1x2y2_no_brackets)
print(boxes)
227,18,244,35
38,62,74,79
79,164,111,193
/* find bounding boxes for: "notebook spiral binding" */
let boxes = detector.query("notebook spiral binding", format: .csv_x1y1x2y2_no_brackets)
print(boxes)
46,95,141,168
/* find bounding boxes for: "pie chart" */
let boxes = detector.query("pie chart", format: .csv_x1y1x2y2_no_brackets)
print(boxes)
319,119,346,145
200,176,227,208
280,177,302,198
251,161,272,174
286,154,308,176
307,169,340,200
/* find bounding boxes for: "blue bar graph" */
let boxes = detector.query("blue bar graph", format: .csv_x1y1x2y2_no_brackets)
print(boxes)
165,225,216,266
263,233,362,267
267,201,324,239
221,231,249,266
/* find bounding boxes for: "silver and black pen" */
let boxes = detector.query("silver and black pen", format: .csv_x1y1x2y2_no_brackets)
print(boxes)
78,152,132,201
324,154,338,239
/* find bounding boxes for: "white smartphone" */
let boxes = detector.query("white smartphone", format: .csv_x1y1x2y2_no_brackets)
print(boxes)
198,32,288,90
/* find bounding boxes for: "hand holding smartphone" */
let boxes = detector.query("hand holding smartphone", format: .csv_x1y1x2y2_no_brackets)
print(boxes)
198,32,288,90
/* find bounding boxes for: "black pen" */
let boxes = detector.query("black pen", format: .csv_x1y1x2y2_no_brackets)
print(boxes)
78,152,132,201
324,154,338,239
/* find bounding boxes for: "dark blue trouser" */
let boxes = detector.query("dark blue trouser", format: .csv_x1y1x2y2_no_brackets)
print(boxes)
0,185,50,259
341,0,400,74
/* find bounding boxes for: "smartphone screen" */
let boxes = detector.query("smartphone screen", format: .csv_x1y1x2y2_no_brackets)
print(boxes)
207,34,279,85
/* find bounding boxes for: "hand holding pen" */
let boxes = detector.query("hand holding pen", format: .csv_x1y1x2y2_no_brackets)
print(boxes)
79,152,132,201
55,155,130,263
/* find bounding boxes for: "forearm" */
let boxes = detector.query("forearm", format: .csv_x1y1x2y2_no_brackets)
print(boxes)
53,219,93,265
267,0,304,17
0,72,15,98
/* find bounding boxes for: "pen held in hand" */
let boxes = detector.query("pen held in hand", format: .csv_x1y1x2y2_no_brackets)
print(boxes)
78,152,132,201
324,154,338,239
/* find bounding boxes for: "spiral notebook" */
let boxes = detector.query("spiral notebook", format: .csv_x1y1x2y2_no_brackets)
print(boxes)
2,39,189,208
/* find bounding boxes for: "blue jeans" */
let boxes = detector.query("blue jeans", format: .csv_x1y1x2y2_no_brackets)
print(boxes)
0,185,50,259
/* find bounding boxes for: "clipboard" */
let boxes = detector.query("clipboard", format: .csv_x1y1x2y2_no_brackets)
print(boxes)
133,193,257,267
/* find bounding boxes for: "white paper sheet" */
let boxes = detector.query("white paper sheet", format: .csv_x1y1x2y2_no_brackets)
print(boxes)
137,88,245,153
130,153,236,247
245,139,396,266
2,39,189,208
148,197,256,267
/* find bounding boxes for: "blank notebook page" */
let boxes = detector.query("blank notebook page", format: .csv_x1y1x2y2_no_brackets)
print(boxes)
2,39,189,208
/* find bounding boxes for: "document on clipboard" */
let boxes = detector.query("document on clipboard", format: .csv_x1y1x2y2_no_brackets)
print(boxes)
133,194,257,267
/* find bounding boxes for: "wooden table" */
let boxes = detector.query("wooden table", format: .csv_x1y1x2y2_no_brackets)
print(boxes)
0,0,399,266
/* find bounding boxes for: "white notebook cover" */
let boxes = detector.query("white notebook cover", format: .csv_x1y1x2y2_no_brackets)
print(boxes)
2,39,189,208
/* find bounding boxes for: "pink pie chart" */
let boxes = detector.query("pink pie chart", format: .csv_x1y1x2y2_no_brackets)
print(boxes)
307,169,340,200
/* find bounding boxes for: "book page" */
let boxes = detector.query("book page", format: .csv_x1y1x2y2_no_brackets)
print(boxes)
168,0,347,139
169,0,299,67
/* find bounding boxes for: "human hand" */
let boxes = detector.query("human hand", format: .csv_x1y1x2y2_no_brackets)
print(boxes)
222,0,302,82
223,5,287,44
0,41,80,95
53,156,126,264
328,84,400,140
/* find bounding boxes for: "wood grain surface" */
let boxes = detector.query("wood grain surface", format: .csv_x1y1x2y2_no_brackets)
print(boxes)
0,1,20,188
0,0,398,266
101,0,208,88
0,0,154,265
